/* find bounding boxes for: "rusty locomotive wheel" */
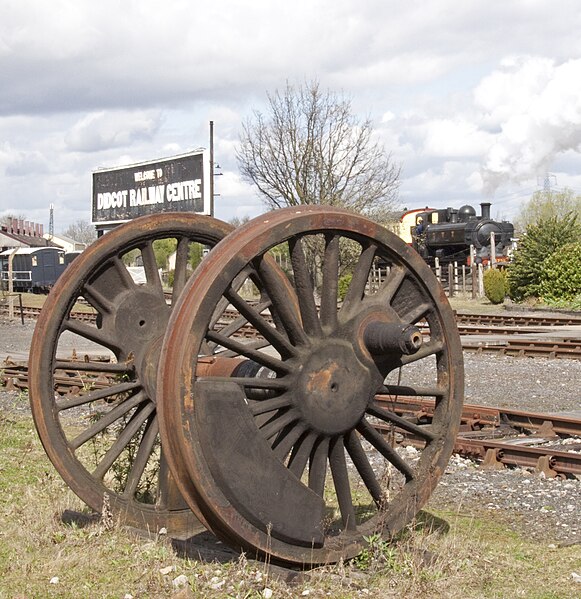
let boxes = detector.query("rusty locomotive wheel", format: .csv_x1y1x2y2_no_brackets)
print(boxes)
28,213,233,536
158,205,464,565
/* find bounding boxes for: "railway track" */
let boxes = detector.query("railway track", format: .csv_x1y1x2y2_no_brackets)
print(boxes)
2,355,580,478
374,395,581,478
3,304,581,359
4,303,581,327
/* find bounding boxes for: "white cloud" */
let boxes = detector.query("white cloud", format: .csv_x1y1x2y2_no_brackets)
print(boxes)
422,119,493,158
477,57,581,193
65,111,162,152
2,2,581,228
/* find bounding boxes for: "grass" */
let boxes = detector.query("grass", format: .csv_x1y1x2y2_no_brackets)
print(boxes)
0,409,580,598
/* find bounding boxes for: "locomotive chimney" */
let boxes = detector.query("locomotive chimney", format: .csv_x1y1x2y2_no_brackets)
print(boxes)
480,202,491,220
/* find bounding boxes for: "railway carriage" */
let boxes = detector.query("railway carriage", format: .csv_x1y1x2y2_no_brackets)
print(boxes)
0,247,66,292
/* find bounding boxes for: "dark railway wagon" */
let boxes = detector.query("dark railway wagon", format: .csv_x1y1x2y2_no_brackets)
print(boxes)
0,247,66,292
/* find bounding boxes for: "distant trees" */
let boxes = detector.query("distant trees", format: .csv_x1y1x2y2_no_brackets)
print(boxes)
515,188,581,233
62,220,97,245
1,213,27,227
228,215,251,228
237,80,401,223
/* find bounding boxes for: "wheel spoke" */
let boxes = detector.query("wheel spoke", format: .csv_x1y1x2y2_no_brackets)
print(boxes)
82,282,115,314
249,394,293,416
344,431,386,508
288,432,318,480
70,391,148,450
172,236,191,303
341,243,377,312
140,241,164,295
123,415,159,499
63,319,121,353
205,330,292,374
374,266,406,304
357,418,415,482
272,421,308,460
320,234,340,330
367,403,436,442
223,287,296,358
308,436,329,497
400,340,444,365
289,236,322,337
55,381,142,411
92,402,156,480
400,301,432,325
54,360,132,374
259,409,300,441
329,436,357,531
254,253,309,347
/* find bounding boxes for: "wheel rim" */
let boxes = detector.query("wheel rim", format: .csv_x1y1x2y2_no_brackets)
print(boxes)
28,213,233,536
159,206,464,564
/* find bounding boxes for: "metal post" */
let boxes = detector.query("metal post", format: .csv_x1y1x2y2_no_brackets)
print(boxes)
490,231,496,267
8,249,16,320
209,120,215,217
470,245,477,299
447,263,454,297
18,293,24,325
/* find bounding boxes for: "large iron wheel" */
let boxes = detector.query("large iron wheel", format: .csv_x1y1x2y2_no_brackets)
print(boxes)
29,213,233,536
158,206,464,565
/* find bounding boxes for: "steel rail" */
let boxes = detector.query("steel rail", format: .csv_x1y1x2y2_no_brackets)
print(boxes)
3,357,580,478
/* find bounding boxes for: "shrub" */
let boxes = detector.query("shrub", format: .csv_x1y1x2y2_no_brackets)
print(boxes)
507,213,580,301
483,268,507,304
539,241,581,303
338,273,353,301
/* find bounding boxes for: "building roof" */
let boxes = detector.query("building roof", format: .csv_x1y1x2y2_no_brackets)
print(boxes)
0,246,63,256
0,229,57,248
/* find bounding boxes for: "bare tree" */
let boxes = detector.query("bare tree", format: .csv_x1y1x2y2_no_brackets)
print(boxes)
228,215,251,228
237,80,401,220
1,213,27,226
62,219,97,245
516,188,581,233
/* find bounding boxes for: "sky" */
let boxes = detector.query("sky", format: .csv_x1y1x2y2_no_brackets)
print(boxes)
1,0,581,233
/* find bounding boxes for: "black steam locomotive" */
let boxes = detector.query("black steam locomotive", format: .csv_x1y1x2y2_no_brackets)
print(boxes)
402,202,514,265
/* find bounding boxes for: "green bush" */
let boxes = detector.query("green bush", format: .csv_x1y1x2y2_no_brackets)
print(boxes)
507,213,580,301
483,268,507,304
539,242,581,303
338,273,352,301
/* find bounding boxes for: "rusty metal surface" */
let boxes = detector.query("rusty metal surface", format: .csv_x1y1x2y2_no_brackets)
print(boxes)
158,205,464,565
28,213,233,536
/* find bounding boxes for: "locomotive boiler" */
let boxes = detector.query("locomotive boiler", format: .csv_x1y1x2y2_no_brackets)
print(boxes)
400,202,514,265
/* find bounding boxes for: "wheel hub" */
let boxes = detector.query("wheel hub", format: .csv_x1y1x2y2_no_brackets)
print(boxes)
114,288,170,349
296,341,375,435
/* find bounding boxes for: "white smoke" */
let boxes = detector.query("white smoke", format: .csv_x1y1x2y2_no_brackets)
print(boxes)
477,56,581,194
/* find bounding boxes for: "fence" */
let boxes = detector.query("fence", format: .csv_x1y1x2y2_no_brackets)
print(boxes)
433,258,486,298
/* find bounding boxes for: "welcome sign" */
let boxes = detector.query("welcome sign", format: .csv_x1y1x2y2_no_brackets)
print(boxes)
91,151,210,224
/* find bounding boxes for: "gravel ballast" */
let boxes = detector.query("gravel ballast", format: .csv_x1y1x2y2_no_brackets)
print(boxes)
1,318,580,546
